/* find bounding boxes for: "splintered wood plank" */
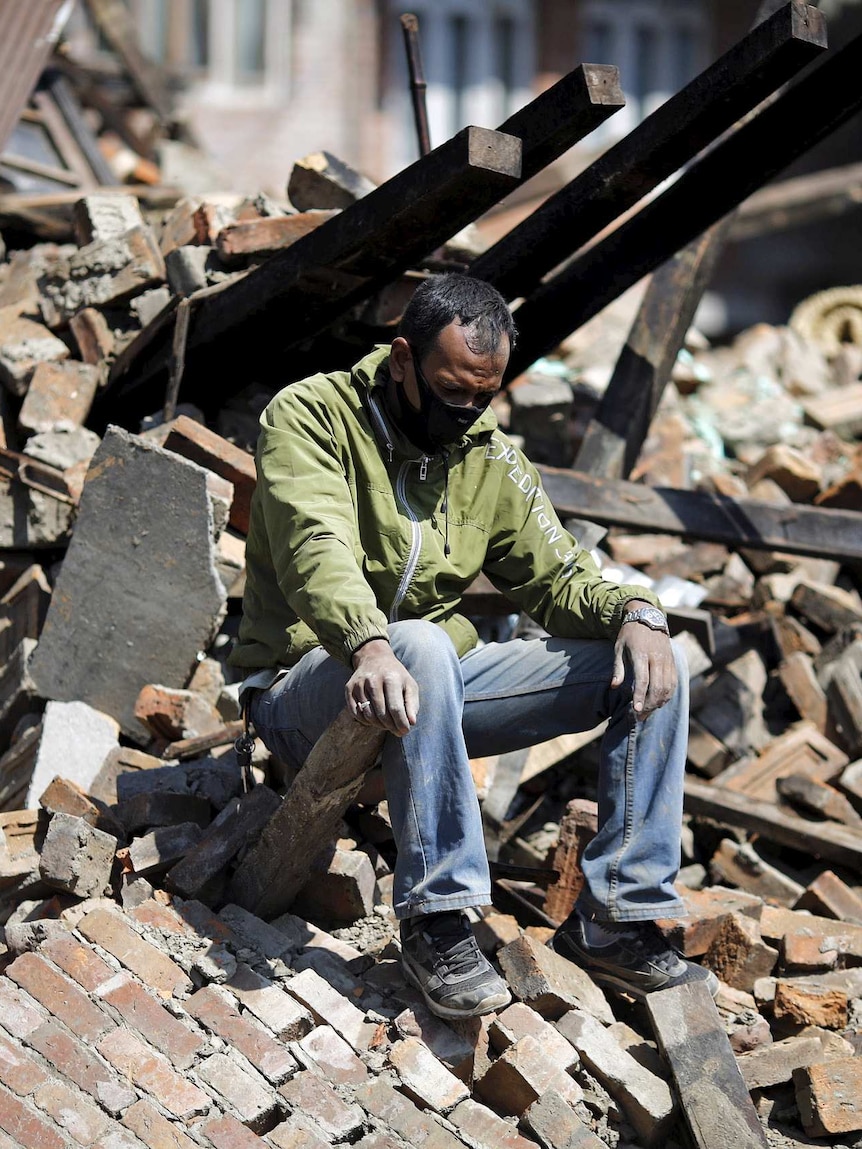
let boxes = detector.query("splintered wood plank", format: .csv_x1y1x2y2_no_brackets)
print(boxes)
684,778,862,871
712,722,848,803
228,710,385,918
646,982,768,1149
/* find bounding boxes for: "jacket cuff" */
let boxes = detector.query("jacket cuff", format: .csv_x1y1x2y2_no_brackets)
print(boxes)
338,624,391,666
604,587,664,636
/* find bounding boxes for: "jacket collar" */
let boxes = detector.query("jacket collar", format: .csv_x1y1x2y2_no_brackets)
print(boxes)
352,344,498,462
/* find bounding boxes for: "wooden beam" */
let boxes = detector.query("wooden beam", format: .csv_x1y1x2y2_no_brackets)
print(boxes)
498,63,623,183
572,1,788,481
646,982,769,1149
536,466,862,564
105,126,522,410
506,28,862,380
730,161,862,241
227,710,385,919
83,0,175,123
0,0,69,154
471,2,826,302
573,221,730,478
685,777,862,871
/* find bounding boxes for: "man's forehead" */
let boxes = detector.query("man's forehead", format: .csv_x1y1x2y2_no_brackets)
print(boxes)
428,320,510,367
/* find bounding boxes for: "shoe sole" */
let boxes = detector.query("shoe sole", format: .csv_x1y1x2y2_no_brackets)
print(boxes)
401,953,512,1020
549,935,720,1001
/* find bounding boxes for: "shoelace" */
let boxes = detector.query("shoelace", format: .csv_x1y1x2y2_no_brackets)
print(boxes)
611,925,683,973
421,915,483,977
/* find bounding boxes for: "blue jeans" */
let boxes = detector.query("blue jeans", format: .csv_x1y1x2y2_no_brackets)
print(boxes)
250,620,688,923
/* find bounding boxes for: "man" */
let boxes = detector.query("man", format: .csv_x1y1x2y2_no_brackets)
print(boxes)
232,274,716,1020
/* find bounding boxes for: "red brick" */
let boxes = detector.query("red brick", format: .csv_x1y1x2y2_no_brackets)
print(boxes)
284,968,368,1051
97,973,205,1070
185,986,295,1084
40,932,115,993
122,1099,198,1149
162,416,257,535
196,1052,279,1132
297,1024,367,1086
224,965,313,1042
279,1071,364,1140
0,1033,49,1096
266,1121,329,1149
77,908,192,999
27,1020,136,1115
97,1028,209,1120
200,1113,266,1148
450,1098,539,1149
33,1078,110,1144
795,1058,862,1136
7,952,114,1043
129,900,194,936
354,1076,461,1149
0,1083,68,1149
19,360,100,434
0,979,47,1039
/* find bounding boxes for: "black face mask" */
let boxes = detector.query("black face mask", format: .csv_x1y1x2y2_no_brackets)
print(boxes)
405,350,493,451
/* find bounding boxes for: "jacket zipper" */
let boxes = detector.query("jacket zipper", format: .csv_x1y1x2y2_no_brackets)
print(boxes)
367,393,394,462
390,459,423,622
366,393,428,621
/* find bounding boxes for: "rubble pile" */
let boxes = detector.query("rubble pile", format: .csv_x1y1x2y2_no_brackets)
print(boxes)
0,170,860,1147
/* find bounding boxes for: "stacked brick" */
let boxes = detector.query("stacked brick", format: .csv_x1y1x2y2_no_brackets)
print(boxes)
0,891,661,1149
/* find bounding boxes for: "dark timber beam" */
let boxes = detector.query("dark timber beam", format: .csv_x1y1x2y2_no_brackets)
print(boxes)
536,467,862,564
729,160,862,241
498,63,623,183
506,28,862,381
572,222,730,478
573,1,791,481
105,125,522,406
471,1,826,302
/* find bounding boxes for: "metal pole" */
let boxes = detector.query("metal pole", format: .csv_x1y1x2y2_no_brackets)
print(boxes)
400,13,431,157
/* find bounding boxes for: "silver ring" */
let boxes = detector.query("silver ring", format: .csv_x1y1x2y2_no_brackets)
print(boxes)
358,701,372,711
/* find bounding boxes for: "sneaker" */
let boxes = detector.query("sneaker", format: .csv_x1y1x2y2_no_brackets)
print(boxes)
550,908,719,1000
400,911,512,1019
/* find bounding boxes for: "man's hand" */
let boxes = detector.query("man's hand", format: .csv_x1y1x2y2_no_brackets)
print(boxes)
611,602,677,718
347,639,419,736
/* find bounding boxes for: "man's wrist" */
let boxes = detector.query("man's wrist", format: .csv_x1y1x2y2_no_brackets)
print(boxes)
621,602,669,634
351,637,391,667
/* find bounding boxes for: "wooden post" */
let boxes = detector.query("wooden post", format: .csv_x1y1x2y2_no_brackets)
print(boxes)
646,982,769,1149
506,28,862,381
573,223,728,478
227,710,386,919
471,2,826,302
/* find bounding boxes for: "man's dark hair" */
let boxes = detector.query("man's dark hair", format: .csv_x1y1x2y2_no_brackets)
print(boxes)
398,274,517,363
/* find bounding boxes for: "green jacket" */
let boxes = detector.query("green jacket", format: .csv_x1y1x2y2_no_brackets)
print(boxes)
231,346,660,671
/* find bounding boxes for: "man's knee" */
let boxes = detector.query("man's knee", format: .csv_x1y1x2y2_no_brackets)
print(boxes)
387,619,459,671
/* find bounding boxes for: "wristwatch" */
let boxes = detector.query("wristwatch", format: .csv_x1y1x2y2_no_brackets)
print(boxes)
622,605,670,634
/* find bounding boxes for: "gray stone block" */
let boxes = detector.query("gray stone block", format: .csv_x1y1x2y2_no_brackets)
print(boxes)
25,700,120,809
39,811,117,897
115,759,241,809
29,426,230,740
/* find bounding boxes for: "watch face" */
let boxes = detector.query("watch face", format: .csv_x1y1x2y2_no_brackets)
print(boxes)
641,607,666,628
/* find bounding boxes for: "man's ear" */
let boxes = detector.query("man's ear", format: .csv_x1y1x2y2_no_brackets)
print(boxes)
389,336,411,383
